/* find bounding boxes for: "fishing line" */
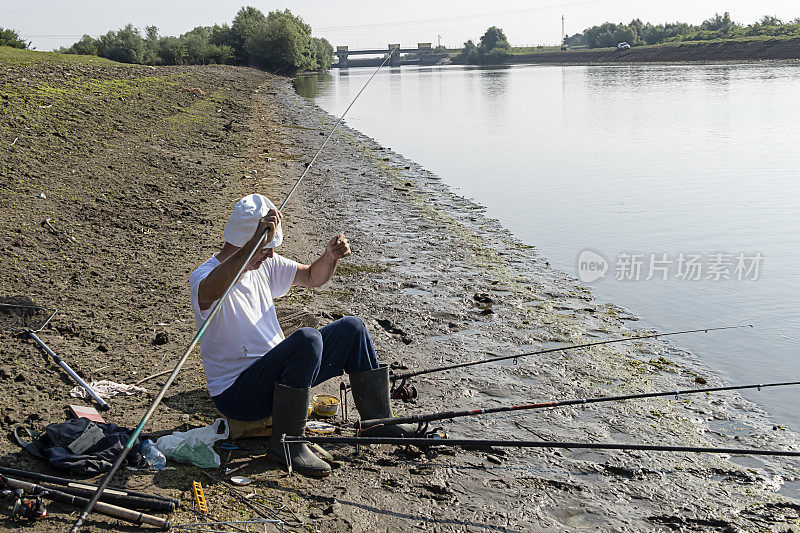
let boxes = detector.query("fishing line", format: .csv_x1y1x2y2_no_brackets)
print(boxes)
391,324,752,382
280,46,397,211
69,48,399,533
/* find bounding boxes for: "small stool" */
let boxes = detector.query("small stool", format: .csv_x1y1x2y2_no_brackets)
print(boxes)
225,417,273,440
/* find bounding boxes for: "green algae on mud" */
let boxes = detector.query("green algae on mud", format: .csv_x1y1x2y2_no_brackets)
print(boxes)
335,262,389,276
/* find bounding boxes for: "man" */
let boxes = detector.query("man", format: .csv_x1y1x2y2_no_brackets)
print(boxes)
190,194,413,477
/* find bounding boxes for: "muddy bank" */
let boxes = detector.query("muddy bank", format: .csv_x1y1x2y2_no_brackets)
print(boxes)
0,51,799,532
507,36,800,64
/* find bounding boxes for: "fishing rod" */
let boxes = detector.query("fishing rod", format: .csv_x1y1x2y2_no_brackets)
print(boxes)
0,465,178,507
69,48,401,533
2,476,171,529
0,466,176,513
340,324,753,403
280,435,800,465
352,379,800,432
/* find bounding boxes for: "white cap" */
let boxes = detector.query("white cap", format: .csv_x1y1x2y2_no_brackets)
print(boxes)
222,194,283,248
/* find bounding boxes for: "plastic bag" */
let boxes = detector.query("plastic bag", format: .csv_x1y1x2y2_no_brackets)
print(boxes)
155,418,229,469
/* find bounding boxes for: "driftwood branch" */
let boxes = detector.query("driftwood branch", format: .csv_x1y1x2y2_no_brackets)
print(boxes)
42,218,59,234
134,369,171,386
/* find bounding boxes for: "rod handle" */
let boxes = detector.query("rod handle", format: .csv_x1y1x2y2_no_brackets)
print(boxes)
28,331,110,410
3,476,170,529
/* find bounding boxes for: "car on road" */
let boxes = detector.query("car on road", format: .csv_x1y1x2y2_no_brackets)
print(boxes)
617,42,631,51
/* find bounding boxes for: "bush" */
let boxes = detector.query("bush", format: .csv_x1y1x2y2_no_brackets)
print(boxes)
482,48,511,64
0,27,29,49
454,27,511,65
205,44,234,64
453,39,478,64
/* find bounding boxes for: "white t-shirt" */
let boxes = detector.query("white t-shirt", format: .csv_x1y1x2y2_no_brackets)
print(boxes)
189,254,299,396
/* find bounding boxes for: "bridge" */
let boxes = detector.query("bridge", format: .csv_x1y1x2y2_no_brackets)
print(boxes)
334,43,449,68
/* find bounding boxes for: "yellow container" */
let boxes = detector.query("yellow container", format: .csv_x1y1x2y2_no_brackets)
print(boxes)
312,394,340,417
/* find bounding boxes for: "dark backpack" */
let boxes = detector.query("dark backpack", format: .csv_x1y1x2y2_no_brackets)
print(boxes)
14,418,147,475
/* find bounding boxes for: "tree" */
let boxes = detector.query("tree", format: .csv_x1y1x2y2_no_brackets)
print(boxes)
311,37,333,70
567,14,797,49
759,15,783,27
563,33,587,47
156,36,184,65
181,26,211,64
230,6,267,64
0,27,29,49
454,39,478,64
453,26,512,65
95,24,146,64
204,44,234,64
701,12,737,34
143,26,160,65
210,23,234,48
478,26,509,54
64,35,98,56
245,9,315,72
57,7,334,72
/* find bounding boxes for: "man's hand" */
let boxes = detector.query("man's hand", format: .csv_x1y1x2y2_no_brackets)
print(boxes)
326,234,351,261
253,208,281,250
293,234,351,288
198,208,280,310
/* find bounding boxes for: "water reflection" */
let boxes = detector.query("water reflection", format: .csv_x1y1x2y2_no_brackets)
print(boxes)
293,72,330,99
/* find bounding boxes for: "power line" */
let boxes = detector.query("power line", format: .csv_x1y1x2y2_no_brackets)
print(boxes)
21,35,85,38
315,0,612,32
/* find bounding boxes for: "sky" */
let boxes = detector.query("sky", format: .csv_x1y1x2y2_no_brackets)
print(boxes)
4,0,799,52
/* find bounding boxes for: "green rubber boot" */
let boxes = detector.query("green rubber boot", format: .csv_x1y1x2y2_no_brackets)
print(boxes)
268,383,331,477
349,365,417,437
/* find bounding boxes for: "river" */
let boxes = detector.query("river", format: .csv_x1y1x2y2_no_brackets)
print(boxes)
294,62,800,429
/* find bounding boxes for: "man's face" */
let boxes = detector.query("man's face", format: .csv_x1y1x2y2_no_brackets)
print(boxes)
245,247,274,272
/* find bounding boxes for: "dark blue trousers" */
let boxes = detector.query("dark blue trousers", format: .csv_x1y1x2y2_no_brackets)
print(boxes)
212,316,378,421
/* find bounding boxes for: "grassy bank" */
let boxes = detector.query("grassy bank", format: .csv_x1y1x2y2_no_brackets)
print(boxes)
0,45,124,65
449,35,800,65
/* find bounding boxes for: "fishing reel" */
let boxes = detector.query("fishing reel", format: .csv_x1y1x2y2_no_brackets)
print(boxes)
339,377,419,421
390,378,417,403
413,422,447,439
2,488,47,523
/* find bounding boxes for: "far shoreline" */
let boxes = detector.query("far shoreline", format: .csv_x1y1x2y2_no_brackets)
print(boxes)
446,36,800,67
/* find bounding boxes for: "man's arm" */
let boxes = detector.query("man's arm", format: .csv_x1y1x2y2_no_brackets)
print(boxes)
294,234,351,288
198,210,279,310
